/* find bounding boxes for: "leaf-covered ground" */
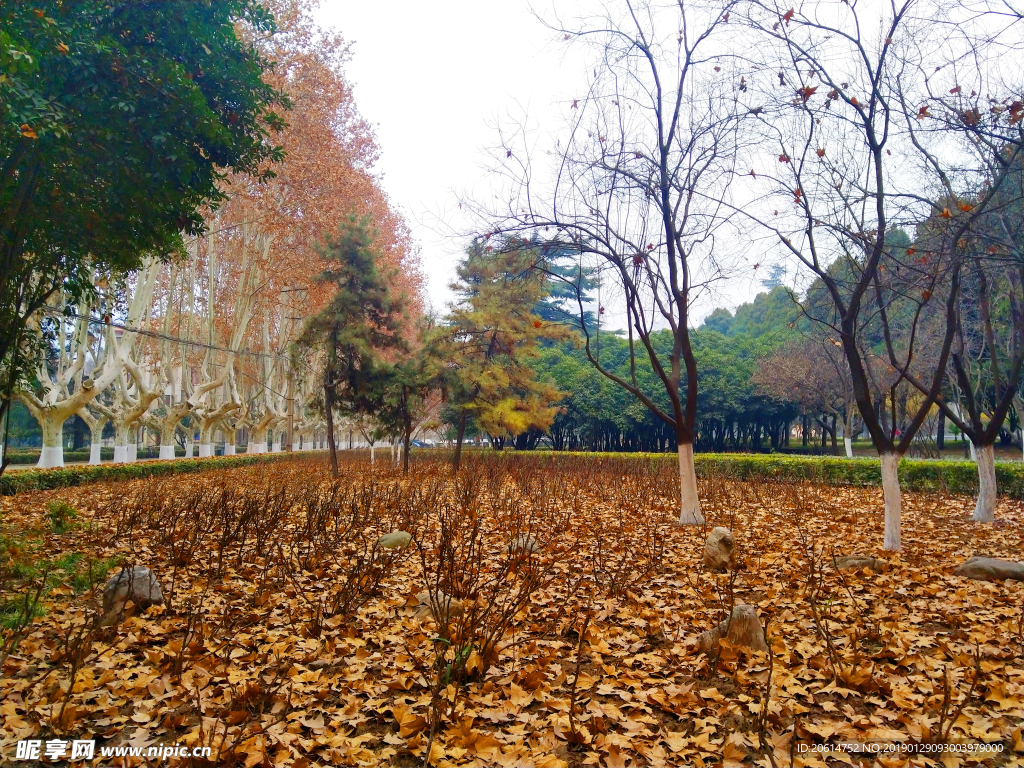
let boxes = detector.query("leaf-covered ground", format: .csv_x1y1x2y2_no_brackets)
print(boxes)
1,454,1021,768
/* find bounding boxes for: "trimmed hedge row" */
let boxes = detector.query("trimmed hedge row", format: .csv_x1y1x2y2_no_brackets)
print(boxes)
694,454,1023,499
523,451,1024,499
2,448,1020,499
0,451,322,495
5,448,118,465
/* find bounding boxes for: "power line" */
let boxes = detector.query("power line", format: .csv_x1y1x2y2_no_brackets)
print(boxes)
39,306,293,362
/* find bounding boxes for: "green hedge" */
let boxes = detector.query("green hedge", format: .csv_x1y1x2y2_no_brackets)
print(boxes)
3,449,1020,500
4,446,205,465
694,454,1022,499
0,451,321,496
522,451,1024,499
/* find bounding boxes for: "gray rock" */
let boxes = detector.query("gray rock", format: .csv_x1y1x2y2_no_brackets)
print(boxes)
413,589,465,624
377,531,413,549
954,556,1024,582
697,604,768,654
703,527,734,571
101,566,164,625
834,555,887,573
504,534,541,554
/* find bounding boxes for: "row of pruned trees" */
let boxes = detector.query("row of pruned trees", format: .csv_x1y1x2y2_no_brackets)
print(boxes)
5,1,422,470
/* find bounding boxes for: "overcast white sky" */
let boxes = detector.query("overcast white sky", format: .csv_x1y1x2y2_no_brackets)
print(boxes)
314,0,763,326
314,1,578,312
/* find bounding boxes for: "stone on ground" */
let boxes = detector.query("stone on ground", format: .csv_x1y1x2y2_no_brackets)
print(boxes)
954,556,1024,582
834,555,886,573
697,604,768,654
504,534,541,554
703,527,735,571
377,531,413,549
101,566,164,626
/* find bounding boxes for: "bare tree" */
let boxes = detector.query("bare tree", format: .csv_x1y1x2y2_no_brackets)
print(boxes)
737,0,1022,548
753,335,862,456
478,0,749,523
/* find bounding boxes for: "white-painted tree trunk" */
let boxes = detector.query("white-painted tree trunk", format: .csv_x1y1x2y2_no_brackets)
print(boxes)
86,418,106,465
370,444,375,463
128,440,137,462
972,443,997,523
185,435,194,458
677,442,705,525
224,442,235,456
969,440,977,461
880,452,902,551
159,415,184,460
198,442,213,458
113,424,129,464
844,437,854,458
271,438,281,453
248,425,268,453
35,412,66,468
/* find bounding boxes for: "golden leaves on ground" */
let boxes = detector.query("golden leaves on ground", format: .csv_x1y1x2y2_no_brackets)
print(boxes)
0,454,1021,767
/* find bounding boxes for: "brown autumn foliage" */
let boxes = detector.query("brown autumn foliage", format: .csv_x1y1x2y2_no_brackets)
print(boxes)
1,454,1021,768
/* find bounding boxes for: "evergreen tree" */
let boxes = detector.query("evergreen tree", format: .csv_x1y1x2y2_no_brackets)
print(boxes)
297,215,406,476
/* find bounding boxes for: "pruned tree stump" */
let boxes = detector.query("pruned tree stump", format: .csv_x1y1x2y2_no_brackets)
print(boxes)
697,604,767,654
101,566,164,626
703,527,734,572
954,556,1024,582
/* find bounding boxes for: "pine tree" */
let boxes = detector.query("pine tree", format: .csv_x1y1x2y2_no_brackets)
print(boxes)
297,215,407,476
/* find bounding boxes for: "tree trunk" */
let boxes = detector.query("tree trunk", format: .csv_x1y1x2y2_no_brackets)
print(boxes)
843,408,855,458
198,423,215,457
248,425,268,454
879,452,902,551
113,423,130,464
452,409,467,473
88,419,105,465
71,416,87,450
325,383,338,478
936,409,945,451
402,386,411,476
972,443,997,523
159,419,178,460
37,411,66,469
676,442,705,525
370,443,375,463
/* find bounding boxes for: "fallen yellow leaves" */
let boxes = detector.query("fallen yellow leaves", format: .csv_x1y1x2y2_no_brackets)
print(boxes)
0,454,1020,767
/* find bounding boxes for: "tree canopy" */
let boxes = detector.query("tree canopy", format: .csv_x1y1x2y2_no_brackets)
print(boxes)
1,0,286,398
